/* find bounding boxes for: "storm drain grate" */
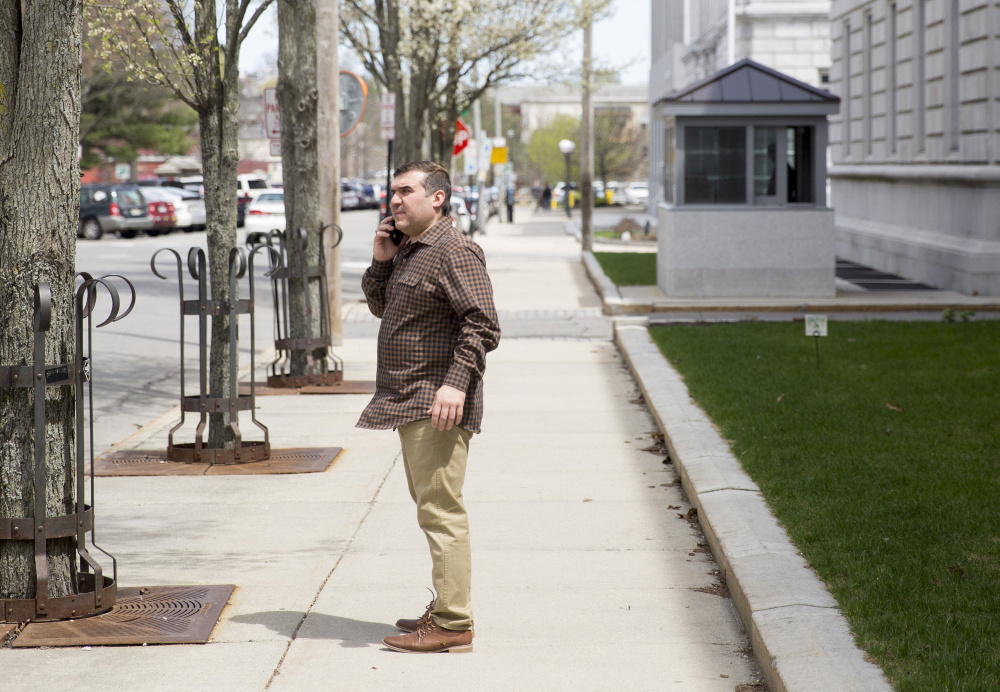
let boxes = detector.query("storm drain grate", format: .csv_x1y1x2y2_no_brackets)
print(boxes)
239,381,376,396
10,585,235,648
93,447,343,476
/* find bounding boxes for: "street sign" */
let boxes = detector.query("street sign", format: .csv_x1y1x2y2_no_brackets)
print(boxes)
453,119,470,156
478,139,492,171
269,139,281,157
263,88,280,138
380,93,396,141
805,314,828,337
114,163,131,181
339,70,367,137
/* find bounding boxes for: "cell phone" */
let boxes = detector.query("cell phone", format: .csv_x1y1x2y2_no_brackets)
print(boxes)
386,218,404,245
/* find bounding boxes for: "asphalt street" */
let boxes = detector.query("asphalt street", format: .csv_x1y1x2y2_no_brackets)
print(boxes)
75,208,381,455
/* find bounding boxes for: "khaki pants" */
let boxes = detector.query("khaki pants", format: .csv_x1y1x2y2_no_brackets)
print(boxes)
397,418,474,631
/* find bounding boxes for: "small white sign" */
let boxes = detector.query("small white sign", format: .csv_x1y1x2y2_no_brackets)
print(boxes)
114,163,131,181
264,88,280,138
380,93,396,141
805,314,828,337
269,139,281,157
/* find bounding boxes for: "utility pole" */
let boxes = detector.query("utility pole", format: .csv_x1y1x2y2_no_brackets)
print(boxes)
581,2,595,252
473,64,484,234
317,0,342,345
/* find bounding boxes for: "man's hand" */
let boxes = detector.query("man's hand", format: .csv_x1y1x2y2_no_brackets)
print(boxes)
428,385,466,431
373,216,404,261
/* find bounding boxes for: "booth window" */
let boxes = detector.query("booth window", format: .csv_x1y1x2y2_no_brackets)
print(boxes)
787,126,813,203
684,126,746,204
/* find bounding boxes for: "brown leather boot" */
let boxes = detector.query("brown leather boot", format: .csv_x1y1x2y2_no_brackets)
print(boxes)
383,619,473,653
395,601,433,633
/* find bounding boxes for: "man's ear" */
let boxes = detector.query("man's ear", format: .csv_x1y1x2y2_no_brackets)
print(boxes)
430,188,447,211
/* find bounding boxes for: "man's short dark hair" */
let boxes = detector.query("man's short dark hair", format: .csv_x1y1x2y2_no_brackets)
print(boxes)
394,161,451,216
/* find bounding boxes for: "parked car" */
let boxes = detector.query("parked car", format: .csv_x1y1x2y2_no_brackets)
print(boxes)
79,183,151,240
359,182,380,209
161,176,205,196
341,182,361,211
243,191,286,235
449,195,472,235
142,186,206,233
237,174,273,202
142,191,176,236
625,181,649,206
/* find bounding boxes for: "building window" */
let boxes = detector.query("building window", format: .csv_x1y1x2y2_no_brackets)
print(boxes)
787,126,814,203
843,19,852,158
889,3,898,154
754,127,778,199
684,125,813,206
863,10,873,155
663,126,676,204
684,126,747,204
947,0,960,151
915,0,926,153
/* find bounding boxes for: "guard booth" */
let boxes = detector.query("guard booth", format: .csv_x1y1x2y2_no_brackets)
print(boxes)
656,59,840,297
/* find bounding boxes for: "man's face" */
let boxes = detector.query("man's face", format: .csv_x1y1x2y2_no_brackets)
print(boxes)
390,170,445,237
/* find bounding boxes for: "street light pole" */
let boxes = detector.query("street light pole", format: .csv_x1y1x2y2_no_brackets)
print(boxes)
558,138,575,219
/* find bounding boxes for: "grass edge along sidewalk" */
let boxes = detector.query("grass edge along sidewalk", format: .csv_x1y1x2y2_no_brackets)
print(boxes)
614,320,891,692
592,251,656,286
647,320,1000,692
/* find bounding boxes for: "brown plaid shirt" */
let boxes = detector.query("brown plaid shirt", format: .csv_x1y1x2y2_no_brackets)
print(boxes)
357,217,500,434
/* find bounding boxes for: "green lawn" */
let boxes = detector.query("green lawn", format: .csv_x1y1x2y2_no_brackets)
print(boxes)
650,321,1000,691
592,251,656,286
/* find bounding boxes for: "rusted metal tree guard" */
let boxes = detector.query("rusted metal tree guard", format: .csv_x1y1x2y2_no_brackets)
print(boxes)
247,225,344,388
152,246,278,465
0,276,134,622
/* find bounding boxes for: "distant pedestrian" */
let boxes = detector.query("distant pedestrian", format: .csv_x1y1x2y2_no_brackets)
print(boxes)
359,160,501,654
506,186,514,223
540,184,552,212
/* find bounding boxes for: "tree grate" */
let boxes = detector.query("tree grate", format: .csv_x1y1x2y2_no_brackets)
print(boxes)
92,447,343,476
10,585,235,648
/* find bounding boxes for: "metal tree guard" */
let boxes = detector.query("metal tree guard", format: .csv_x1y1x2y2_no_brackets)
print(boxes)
0,276,134,622
152,245,278,465
247,224,344,388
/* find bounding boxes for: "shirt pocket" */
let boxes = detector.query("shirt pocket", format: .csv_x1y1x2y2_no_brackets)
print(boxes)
391,270,434,311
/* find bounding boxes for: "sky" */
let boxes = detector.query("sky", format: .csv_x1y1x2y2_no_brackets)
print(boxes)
238,0,651,86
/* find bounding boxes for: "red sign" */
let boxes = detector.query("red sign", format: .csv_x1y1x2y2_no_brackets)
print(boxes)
453,119,470,156
263,88,280,138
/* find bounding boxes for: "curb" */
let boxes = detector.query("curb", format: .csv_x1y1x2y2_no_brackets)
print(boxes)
613,319,892,692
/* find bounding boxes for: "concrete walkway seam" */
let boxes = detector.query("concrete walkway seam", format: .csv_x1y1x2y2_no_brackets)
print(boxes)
613,320,892,692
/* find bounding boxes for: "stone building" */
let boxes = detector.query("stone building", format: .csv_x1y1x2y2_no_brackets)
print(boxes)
649,0,832,211
829,0,1000,295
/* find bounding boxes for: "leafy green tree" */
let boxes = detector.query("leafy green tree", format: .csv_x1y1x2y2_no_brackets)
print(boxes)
88,0,275,446
81,65,197,169
593,107,645,185
526,113,580,185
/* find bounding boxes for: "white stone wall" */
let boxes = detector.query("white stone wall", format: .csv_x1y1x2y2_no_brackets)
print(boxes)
657,207,836,297
829,0,1000,294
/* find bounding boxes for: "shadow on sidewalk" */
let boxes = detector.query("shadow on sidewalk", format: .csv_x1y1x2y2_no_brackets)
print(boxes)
230,611,390,648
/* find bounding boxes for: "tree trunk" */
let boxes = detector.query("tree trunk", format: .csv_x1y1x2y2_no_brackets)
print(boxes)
278,0,323,375
193,0,241,447
0,0,82,600
580,9,594,252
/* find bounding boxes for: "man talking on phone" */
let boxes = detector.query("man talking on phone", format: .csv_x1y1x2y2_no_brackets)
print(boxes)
358,161,500,653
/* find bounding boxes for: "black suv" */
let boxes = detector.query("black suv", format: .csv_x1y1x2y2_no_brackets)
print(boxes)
79,183,151,240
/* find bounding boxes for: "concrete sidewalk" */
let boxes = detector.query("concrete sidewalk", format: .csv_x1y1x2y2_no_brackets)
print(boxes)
4,213,765,691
